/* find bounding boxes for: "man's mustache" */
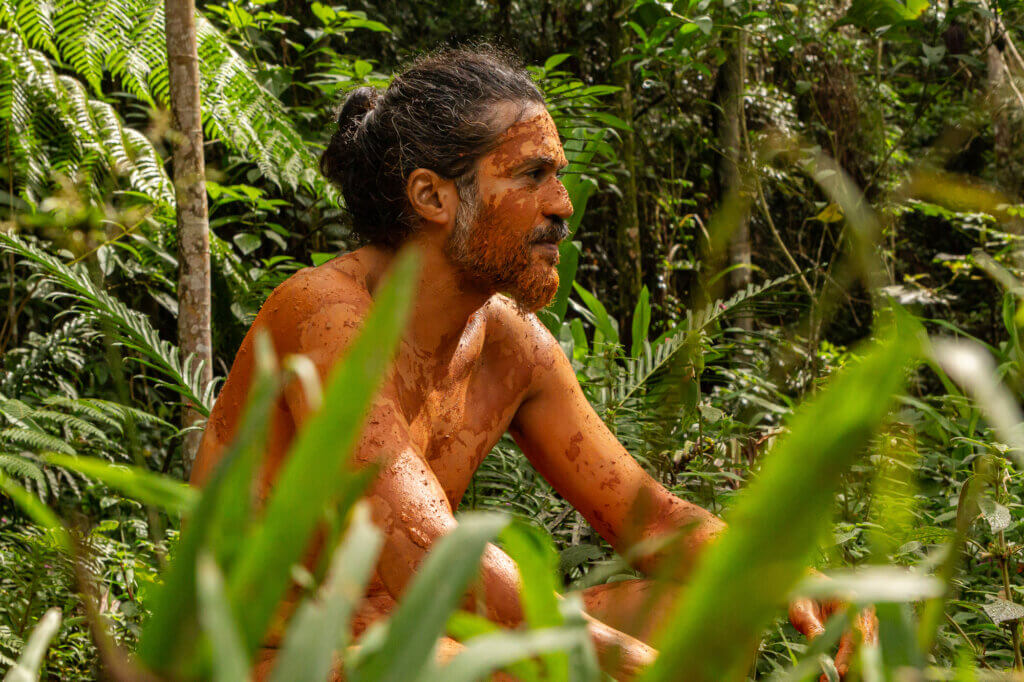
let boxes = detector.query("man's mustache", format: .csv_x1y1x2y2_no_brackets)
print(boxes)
530,218,569,245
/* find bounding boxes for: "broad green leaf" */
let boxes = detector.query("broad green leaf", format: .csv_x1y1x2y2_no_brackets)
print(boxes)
233,233,261,255
547,240,580,331
227,248,419,652
640,310,922,682
354,60,372,80
791,567,944,604
445,612,543,681
631,286,651,358
350,513,510,682
270,503,383,682
572,282,619,346
196,553,250,682
311,252,335,266
876,602,920,670
43,453,197,514
838,0,929,31
3,608,61,682
978,497,1011,533
982,597,1024,625
543,53,571,72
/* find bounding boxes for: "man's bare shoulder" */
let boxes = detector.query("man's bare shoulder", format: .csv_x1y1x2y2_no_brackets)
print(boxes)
257,250,380,357
483,295,565,373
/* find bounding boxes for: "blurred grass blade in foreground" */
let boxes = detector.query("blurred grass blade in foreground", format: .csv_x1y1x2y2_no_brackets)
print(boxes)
641,307,923,682
3,608,61,682
138,248,418,675
226,247,419,652
350,513,510,682
269,502,383,682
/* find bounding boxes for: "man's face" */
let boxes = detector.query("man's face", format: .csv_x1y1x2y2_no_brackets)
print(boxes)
445,102,573,313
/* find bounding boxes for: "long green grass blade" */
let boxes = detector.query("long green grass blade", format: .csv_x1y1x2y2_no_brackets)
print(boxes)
3,608,61,682
351,513,510,682
136,339,281,673
43,453,197,514
422,626,589,682
196,553,251,682
0,473,69,552
270,502,383,682
227,248,419,652
641,310,923,682
500,521,566,681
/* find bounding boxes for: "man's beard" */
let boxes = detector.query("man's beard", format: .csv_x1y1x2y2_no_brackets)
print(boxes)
445,181,568,314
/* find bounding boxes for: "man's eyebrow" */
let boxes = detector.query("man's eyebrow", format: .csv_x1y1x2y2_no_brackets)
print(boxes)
515,155,568,171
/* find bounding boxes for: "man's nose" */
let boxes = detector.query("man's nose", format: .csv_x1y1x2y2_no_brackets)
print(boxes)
549,177,574,220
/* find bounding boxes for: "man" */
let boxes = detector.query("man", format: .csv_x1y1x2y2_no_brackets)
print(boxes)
192,46,871,679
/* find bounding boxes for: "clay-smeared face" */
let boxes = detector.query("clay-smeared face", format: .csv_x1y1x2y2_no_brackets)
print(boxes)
446,102,573,313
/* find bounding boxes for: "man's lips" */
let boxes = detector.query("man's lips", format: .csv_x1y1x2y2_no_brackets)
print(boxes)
532,241,560,264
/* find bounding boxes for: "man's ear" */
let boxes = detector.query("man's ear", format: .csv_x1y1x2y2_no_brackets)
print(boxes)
406,168,458,228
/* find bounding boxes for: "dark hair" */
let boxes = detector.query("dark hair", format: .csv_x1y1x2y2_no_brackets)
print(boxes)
320,45,545,247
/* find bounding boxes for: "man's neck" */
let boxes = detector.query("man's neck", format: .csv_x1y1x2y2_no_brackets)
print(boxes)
374,231,493,354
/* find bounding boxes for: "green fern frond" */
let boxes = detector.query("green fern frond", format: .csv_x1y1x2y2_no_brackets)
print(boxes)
0,453,47,490
0,232,214,414
79,397,173,429
1,0,330,194
0,29,173,207
0,428,76,456
27,410,108,441
41,396,122,432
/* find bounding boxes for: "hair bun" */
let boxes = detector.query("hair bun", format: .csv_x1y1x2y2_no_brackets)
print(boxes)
321,86,381,187
336,86,382,134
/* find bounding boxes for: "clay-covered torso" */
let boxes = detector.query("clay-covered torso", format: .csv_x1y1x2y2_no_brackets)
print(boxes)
198,245,549,513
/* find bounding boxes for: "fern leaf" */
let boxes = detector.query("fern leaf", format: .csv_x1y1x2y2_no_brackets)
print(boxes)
0,453,47,489
607,273,799,411
0,232,214,414
0,0,330,194
0,427,75,455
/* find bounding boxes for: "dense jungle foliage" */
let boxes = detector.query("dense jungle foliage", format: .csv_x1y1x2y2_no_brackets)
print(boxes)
4,0,1024,679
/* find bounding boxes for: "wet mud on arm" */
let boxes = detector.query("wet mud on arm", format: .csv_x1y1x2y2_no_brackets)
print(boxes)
510,316,726,581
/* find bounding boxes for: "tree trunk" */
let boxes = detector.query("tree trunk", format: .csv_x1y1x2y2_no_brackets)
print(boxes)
717,25,751,328
166,0,212,477
987,21,1013,192
610,0,642,313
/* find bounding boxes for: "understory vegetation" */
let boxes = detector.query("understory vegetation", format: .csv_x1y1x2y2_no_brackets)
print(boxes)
4,0,1024,680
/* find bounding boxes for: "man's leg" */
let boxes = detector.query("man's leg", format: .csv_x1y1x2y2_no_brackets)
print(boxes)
581,579,680,643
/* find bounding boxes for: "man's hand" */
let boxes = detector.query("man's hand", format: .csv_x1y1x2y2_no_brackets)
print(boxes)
788,597,878,679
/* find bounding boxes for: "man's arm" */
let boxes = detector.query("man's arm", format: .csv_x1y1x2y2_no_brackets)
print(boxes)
279,292,656,675
509,316,725,579
509,316,877,676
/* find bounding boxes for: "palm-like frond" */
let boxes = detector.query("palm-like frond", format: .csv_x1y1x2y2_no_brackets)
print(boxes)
0,29,174,207
604,274,798,412
0,232,215,413
0,0,329,195
1,317,95,398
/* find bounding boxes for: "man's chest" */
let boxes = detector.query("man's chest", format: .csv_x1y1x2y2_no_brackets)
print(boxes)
393,332,533,506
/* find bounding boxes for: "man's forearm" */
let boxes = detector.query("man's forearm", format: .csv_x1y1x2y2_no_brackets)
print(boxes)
629,489,727,580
